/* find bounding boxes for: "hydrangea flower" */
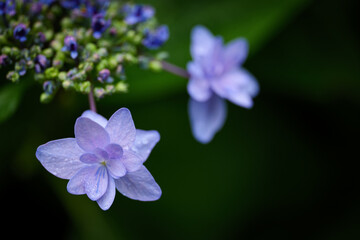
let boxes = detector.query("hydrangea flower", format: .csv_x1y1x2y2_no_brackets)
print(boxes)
62,35,78,59
123,4,154,25
36,108,162,210
142,25,169,50
91,13,110,39
13,23,30,42
60,0,82,9
187,26,259,143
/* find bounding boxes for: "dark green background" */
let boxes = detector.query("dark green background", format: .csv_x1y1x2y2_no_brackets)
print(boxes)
1,0,359,239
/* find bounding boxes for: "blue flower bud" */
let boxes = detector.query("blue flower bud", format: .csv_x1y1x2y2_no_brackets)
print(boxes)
0,0,16,16
34,54,48,73
123,4,154,25
62,35,78,59
91,14,110,39
13,23,30,42
0,54,9,66
43,80,55,94
97,69,113,83
142,25,169,50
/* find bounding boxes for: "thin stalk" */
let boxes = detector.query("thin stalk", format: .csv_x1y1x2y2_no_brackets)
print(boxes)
161,60,190,79
88,83,97,113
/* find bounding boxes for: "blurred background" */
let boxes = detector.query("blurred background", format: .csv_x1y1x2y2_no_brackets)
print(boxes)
1,0,359,239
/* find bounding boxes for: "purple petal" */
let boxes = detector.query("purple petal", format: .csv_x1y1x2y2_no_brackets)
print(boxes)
97,177,116,211
223,38,249,70
105,144,123,159
106,158,126,179
115,166,161,201
75,117,110,152
190,25,216,61
80,153,101,164
67,166,94,195
84,165,109,201
81,110,108,128
130,130,160,162
189,95,227,144
121,150,143,172
187,62,212,102
36,138,86,179
105,108,136,147
212,69,259,108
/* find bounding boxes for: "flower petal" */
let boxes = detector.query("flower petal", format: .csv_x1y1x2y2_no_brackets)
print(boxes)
81,110,108,128
190,25,216,60
115,166,161,201
105,108,136,147
189,95,227,144
67,166,94,195
105,144,123,159
106,158,127,179
36,138,85,179
84,165,109,201
97,177,116,211
121,150,143,172
223,38,249,70
80,153,101,164
212,69,259,108
130,130,160,163
75,117,110,152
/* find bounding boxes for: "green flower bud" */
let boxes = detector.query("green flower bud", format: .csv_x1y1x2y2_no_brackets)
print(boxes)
42,48,54,58
45,67,59,79
40,92,53,103
115,81,128,93
62,80,73,89
79,81,91,94
149,60,163,72
6,71,19,82
85,43,97,53
58,72,67,81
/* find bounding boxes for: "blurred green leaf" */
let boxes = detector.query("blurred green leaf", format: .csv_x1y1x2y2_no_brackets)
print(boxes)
0,83,25,124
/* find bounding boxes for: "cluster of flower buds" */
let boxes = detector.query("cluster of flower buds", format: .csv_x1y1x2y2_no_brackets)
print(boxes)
0,0,169,102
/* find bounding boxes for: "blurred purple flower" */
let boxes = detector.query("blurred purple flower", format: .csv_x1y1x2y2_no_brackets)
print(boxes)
60,0,82,9
0,0,16,16
43,81,55,94
98,69,113,83
62,35,78,59
123,4,154,25
142,25,169,50
91,13,110,39
13,23,30,42
187,26,259,143
34,54,48,73
36,108,161,210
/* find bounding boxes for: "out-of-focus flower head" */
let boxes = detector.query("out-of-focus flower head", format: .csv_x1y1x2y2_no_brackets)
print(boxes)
187,26,259,143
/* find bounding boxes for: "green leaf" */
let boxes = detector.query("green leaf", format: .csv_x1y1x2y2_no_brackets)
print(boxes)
0,83,25,124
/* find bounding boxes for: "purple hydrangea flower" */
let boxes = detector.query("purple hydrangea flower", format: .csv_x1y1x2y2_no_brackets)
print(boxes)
123,4,154,25
34,54,48,73
187,26,259,143
43,81,55,94
62,35,78,59
13,23,30,42
142,25,169,50
36,108,161,210
91,13,110,39
97,69,113,83
0,0,16,16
